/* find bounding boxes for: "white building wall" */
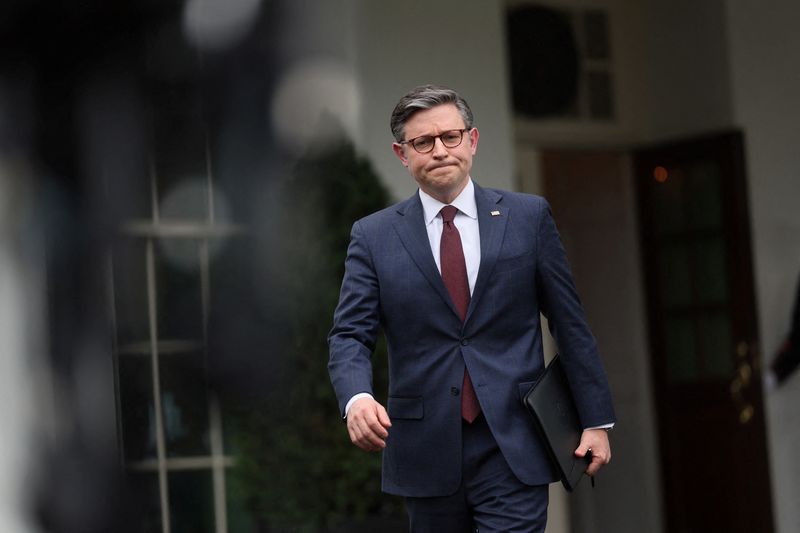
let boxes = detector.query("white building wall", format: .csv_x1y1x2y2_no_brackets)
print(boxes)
642,0,734,140
350,0,516,201
725,2,800,532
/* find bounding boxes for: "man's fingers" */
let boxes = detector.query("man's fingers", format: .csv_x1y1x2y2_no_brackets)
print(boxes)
586,451,610,476
346,399,390,452
574,443,591,458
358,416,388,446
366,415,389,439
376,404,392,429
584,446,611,476
348,421,384,451
575,428,612,476
357,406,388,439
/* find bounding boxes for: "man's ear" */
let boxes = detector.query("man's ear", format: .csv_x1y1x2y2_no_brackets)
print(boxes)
468,128,479,155
392,143,409,167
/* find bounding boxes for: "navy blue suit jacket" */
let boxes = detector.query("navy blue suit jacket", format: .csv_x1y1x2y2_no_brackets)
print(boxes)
328,182,615,497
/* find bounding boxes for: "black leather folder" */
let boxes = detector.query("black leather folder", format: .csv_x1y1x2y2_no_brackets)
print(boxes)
523,354,591,492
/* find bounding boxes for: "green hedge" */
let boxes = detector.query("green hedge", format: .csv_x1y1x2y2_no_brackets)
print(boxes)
227,134,403,531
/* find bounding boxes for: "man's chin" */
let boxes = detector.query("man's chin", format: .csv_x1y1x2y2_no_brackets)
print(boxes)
417,175,468,202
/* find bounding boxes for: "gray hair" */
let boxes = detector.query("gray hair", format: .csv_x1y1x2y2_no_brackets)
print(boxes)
389,85,475,142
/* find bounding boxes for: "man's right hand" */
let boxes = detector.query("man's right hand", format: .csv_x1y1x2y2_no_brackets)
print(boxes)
346,397,391,452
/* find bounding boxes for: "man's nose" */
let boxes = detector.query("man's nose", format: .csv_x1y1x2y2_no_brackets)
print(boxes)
431,136,448,157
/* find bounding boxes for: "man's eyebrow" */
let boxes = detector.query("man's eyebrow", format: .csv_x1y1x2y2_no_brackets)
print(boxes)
410,127,463,138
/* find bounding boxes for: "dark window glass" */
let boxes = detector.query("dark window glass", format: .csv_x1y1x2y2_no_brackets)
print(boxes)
694,238,728,305
658,242,692,308
665,317,697,383
652,168,687,236
699,312,734,380
155,241,203,340
119,356,157,461
169,470,215,533
685,160,723,230
160,350,211,457
113,238,149,345
226,468,257,533
126,471,162,533
159,352,210,457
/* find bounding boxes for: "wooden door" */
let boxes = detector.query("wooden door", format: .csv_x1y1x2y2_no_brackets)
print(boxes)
634,131,774,533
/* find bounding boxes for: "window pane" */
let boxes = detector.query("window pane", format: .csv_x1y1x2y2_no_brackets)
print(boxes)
169,470,215,533
155,242,203,340
226,468,257,533
658,243,691,308
160,351,211,456
652,169,686,235
664,317,697,383
685,160,723,230
221,396,241,457
119,356,157,461
694,238,728,305
125,471,162,533
699,312,734,380
113,238,149,345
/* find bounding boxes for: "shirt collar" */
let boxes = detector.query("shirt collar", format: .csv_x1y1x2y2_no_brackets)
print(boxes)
419,178,478,226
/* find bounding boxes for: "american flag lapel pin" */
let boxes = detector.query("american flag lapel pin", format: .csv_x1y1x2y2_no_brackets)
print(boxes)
490,210,501,216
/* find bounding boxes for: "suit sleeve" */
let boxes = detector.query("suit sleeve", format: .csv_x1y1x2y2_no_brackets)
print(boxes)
535,199,616,428
328,220,381,416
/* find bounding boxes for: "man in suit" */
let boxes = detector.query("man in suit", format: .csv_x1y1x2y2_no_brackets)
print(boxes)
328,85,615,532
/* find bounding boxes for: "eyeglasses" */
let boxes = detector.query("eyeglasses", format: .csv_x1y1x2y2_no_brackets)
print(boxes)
400,129,469,154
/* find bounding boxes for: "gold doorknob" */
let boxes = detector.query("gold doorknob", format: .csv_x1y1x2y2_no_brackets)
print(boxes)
736,341,749,359
739,404,754,424
730,359,754,425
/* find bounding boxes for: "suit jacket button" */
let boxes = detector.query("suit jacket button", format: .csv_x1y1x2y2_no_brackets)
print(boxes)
450,387,460,396
460,338,469,346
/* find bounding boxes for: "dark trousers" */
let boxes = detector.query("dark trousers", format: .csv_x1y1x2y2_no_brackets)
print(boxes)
405,414,549,533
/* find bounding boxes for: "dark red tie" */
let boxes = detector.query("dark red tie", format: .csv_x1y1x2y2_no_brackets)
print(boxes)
440,205,481,423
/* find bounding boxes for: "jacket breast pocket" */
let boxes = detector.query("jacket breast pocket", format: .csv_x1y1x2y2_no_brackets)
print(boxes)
494,251,536,274
388,396,424,420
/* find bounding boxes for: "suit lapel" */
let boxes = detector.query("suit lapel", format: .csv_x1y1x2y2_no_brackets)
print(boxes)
467,184,509,323
391,194,459,317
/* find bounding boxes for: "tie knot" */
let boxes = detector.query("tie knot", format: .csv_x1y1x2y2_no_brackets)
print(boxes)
440,205,458,223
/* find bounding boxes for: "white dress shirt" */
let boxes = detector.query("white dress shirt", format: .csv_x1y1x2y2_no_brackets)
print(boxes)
418,178,481,295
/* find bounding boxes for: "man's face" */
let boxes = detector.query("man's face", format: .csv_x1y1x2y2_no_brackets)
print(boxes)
392,103,479,203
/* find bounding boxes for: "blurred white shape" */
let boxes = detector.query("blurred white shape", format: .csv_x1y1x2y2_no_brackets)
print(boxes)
183,0,262,50
0,158,39,533
158,178,234,271
270,59,361,154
